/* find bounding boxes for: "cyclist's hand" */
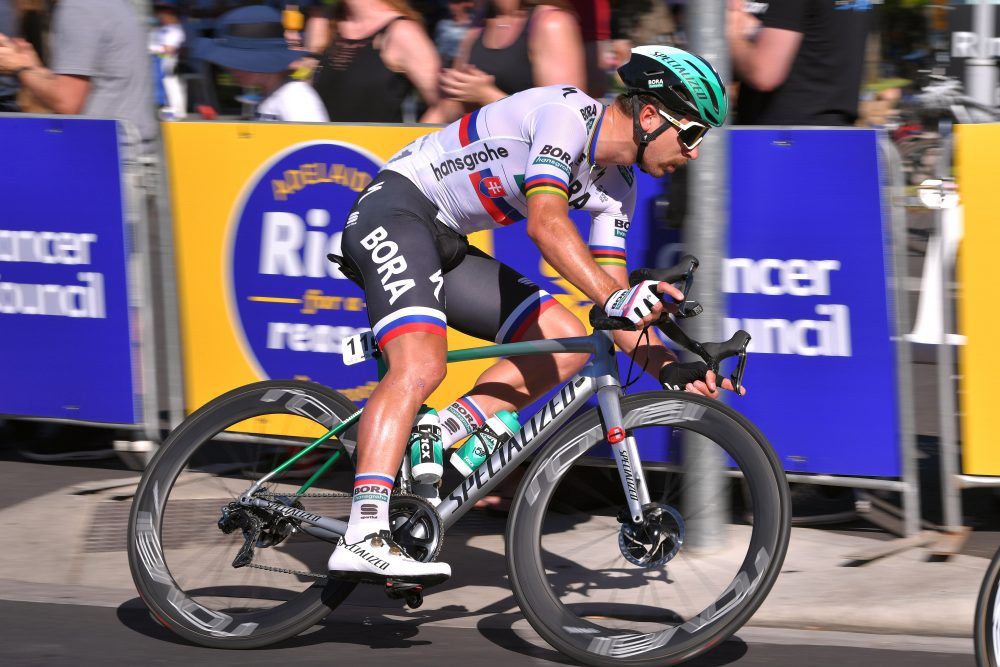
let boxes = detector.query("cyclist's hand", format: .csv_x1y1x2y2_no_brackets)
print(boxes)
604,280,681,328
659,361,747,399
604,280,660,327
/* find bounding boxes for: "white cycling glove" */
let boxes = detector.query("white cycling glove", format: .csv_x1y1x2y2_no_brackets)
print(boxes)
603,280,662,325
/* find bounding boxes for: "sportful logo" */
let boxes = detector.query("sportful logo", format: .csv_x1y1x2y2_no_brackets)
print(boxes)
432,143,509,181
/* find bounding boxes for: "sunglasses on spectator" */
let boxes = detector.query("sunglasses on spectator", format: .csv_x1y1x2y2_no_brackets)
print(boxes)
658,109,710,151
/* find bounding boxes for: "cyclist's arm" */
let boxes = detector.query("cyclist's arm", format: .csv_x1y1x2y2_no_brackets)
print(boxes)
526,193,621,306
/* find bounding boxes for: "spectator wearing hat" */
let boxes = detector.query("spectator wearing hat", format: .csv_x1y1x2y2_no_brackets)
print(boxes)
150,0,187,119
197,5,328,122
0,0,157,153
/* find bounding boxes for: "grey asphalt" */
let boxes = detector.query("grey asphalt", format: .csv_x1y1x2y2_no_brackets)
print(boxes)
0,599,975,666
0,454,991,638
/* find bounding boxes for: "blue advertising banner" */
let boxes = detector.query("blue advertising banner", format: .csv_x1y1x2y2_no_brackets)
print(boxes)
0,117,136,423
725,129,899,476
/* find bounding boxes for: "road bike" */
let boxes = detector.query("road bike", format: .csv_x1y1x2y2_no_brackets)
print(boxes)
975,545,1000,665
127,256,791,666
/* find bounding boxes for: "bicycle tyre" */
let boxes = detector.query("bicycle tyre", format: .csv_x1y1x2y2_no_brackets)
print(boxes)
974,547,1000,666
506,391,790,667
127,380,360,649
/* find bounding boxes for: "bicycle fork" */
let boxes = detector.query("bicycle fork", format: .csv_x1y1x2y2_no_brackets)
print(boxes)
597,384,651,523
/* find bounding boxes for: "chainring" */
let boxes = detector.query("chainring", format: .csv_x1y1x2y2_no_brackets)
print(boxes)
389,493,444,563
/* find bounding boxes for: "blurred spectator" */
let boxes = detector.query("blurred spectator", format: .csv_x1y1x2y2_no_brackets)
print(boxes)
611,0,674,52
196,5,327,122
432,0,586,122
727,0,873,126
150,0,187,119
0,0,157,154
435,0,474,66
0,0,18,111
569,0,610,98
311,0,441,123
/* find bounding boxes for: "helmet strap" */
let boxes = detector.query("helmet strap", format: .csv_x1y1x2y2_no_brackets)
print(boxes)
630,95,672,170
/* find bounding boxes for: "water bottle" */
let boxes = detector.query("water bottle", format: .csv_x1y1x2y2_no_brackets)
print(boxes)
408,407,444,484
450,410,520,477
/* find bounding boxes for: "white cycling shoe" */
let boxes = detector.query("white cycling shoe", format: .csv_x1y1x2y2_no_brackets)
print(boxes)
327,531,451,586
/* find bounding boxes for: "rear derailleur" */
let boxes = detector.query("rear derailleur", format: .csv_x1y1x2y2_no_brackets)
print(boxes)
218,494,302,568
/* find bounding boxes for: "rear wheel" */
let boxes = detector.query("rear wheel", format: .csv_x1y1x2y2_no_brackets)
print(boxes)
506,391,790,667
974,547,1000,666
127,380,360,648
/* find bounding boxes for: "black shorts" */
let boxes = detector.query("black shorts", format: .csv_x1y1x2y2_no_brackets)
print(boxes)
341,170,557,348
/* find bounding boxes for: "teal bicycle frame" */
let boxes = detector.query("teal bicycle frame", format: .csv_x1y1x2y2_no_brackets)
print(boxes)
239,329,653,541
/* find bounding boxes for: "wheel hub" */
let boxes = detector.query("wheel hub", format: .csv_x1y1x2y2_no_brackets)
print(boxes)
618,503,685,568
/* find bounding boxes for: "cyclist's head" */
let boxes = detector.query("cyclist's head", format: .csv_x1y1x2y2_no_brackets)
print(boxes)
615,46,728,173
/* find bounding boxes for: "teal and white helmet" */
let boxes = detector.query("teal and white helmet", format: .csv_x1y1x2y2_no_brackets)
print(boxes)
617,45,728,127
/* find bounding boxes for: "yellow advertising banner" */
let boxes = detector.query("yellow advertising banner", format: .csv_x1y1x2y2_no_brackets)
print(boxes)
164,122,498,427
956,124,1000,474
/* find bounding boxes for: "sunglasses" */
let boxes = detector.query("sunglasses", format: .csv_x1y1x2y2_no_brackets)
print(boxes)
658,109,710,151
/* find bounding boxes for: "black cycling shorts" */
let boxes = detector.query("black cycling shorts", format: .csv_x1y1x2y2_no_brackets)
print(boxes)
341,170,557,348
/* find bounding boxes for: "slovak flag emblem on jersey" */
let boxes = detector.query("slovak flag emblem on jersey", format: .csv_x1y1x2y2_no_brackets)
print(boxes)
479,176,507,198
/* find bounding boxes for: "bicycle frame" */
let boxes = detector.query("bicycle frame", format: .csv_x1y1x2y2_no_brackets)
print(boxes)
239,328,652,542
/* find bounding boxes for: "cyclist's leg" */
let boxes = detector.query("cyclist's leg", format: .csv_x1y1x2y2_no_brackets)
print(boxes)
331,171,450,583
443,247,589,418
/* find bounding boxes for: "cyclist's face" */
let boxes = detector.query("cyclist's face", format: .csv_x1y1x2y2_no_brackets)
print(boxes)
641,125,700,177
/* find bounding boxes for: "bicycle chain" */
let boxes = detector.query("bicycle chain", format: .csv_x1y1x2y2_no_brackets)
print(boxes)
244,490,350,580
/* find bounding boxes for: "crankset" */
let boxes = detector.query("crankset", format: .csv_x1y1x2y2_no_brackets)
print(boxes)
389,493,444,563
618,503,685,568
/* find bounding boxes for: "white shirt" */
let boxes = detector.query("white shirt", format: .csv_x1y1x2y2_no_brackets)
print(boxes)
385,85,636,258
149,23,184,75
255,80,329,123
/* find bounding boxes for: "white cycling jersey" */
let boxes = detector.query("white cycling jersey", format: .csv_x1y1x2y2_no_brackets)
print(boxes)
384,85,637,269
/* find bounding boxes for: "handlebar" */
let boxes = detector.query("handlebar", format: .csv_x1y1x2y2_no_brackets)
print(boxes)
588,254,751,393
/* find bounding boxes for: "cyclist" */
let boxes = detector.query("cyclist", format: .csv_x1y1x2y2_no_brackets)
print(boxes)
328,45,739,584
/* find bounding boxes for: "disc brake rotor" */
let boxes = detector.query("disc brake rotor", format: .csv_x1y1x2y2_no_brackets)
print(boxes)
618,503,685,568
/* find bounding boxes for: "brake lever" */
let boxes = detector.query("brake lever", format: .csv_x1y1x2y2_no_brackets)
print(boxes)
674,300,703,319
701,331,751,396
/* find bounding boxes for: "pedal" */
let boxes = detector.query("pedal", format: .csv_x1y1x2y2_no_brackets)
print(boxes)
384,580,424,609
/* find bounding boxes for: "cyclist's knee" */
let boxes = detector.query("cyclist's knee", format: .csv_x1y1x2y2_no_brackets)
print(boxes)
385,357,447,398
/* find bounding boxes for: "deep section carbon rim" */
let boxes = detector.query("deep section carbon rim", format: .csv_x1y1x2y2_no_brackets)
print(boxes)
127,381,360,648
975,547,1000,667
507,392,790,667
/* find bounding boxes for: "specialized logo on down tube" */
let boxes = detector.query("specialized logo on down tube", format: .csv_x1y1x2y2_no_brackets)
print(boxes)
228,142,382,402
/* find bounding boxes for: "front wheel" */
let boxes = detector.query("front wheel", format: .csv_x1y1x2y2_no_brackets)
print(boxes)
974,547,1000,666
506,391,790,667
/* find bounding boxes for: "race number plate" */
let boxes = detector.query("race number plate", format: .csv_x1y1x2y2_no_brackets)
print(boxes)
342,330,379,365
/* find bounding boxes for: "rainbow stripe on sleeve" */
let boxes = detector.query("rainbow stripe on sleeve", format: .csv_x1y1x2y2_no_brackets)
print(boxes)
524,174,569,199
590,244,627,267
